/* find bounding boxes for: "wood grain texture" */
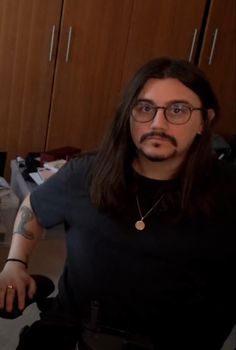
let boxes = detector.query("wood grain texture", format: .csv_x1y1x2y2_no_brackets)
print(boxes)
0,0,62,178
199,0,236,135
46,0,133,151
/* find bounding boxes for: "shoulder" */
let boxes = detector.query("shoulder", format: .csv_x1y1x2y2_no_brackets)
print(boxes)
30,153,97,204
35,153,96,190
64,153,96,177
56,152,96,190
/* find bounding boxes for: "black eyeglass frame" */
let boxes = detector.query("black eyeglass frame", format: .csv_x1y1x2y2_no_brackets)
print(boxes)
131,100,204,125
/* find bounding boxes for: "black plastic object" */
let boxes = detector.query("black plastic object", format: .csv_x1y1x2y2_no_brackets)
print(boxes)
0,274,55,319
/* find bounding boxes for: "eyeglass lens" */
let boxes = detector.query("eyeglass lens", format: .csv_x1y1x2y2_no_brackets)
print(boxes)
132,102,193,124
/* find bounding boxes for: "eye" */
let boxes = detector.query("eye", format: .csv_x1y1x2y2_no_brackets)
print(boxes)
138,102,154,114
169,104,189,115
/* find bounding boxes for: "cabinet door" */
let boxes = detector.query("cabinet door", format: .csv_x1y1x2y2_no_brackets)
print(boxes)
46,0,133,151
0,0,62,177
121,0,206,85
198,0,236,135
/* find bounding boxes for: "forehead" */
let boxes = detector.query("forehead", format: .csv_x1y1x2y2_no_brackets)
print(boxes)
138,78,201,105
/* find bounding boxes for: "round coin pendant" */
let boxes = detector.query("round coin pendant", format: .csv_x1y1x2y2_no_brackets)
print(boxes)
135,220,145,231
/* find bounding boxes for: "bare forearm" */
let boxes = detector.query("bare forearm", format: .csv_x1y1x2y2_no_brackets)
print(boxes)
7,194,44,264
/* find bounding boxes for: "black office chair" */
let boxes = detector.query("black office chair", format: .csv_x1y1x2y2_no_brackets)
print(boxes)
0,274,55,319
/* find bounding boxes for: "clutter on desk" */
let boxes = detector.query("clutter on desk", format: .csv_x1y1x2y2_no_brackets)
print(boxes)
16,146,81,185
43,159,67,173
40,146,81,165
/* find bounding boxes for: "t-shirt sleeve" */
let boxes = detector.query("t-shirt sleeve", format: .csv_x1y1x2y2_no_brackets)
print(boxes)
30,160,71,228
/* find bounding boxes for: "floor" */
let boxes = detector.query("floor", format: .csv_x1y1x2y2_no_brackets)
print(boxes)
0,235,235,350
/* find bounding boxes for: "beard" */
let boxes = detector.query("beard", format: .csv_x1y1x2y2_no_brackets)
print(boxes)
137,131,178,162
138,143,177,162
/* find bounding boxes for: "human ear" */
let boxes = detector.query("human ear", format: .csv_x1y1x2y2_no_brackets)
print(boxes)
198,108,215,134
207,108,215,122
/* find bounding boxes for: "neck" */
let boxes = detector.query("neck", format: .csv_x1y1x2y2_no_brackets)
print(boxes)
133,154,183,180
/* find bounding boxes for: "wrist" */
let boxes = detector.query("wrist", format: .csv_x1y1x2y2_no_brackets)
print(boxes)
5,258,28,269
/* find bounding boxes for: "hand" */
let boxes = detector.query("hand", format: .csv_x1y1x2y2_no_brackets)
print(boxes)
0,264,36,313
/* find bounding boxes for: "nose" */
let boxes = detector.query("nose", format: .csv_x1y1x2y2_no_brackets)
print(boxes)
150,108,168,128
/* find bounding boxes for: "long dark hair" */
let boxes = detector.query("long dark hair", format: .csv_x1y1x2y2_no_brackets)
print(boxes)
90,57,220,216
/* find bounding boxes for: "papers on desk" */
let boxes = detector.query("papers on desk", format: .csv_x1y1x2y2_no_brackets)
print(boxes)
28,159,67,185
29,172,44,185
38,168,55,181
29,168,55,185
43,159,67,172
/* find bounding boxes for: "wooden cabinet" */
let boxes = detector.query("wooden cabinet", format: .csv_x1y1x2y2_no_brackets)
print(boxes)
0,0,235,178
0,0,62,178
46,0,133,150
120,0,206,84
198,0,236,135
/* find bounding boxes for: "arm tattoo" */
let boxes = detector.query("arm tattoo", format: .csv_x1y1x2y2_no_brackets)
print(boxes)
13,206,35,240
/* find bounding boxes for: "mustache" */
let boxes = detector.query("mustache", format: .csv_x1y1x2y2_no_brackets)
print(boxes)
140,131,177,147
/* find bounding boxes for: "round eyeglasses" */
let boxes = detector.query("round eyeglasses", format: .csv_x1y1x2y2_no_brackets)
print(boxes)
131,100,203,125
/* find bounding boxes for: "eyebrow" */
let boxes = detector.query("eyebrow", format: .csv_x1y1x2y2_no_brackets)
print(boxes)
137,98,195,107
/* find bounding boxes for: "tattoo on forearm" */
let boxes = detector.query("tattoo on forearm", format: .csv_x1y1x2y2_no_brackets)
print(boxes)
13,206,35,240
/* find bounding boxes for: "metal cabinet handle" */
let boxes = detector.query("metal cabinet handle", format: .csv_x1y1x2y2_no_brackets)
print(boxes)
48,26,56,62
208,29,218,65
65,26,72,63
188,28,198,62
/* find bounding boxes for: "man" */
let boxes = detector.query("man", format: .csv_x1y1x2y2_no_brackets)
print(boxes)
0,57,235,349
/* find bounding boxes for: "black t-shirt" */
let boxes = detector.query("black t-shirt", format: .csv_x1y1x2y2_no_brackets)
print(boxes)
30,155,236,349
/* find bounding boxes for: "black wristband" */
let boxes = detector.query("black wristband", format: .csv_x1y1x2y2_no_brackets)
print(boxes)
5,258,28,269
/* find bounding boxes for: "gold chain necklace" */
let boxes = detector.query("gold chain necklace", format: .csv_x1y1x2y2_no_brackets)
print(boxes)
135,192,166,231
